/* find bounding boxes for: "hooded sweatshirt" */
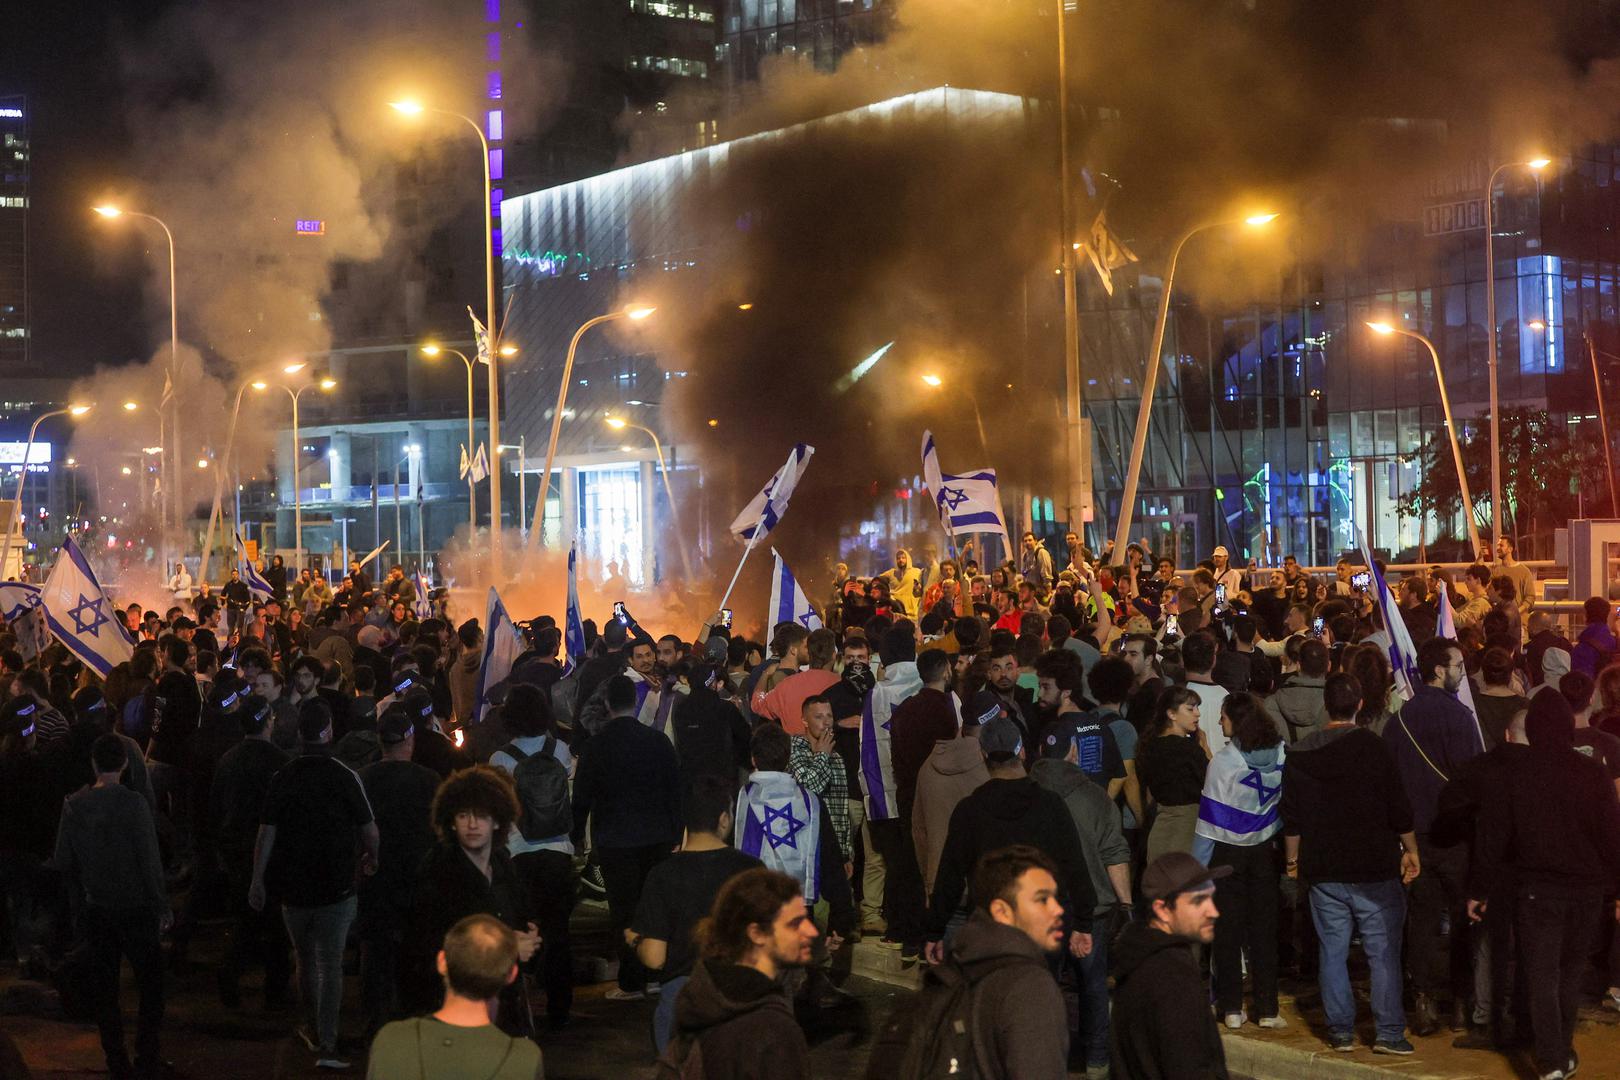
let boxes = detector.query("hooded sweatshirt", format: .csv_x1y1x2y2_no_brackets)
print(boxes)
860,660,924,822
661,958,809,1080
928,776,1095,935
913,737,990,897
1280,725,1412,884
449,649,482,726
1110,921,1229,1080
1029,758,1128,917
945,912,1069,1080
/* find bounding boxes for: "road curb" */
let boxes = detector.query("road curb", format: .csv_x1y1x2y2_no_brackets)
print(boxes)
1220,1032,1492,1080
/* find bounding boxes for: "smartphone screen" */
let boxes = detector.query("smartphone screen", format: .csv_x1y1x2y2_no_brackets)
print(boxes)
719,608,733,629
1312,617,1325,637
613,602,629,625
1215,584,1227,604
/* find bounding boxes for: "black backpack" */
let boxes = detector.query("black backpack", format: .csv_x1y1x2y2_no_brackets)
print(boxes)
500,736,572,842
861,954,1022,1080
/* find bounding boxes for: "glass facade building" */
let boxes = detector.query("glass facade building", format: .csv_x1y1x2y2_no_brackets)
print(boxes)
0,96,27,378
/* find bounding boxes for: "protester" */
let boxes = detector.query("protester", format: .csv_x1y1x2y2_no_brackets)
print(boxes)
1136,686,1211,862
858,624,925,954
912,692,992,899
1110,852,1230,1079
367,914,543,1080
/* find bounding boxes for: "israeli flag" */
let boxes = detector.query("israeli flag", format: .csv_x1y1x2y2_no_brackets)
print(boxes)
356,540,390,570
471,587,524,725
563,538,587,677
1436,582,1486,749
858,662,924,822
1355,534,1421,701
40,537,133,677
0,581,42,621
769,549,822,631
730,444,814,542
413,571,433,619
736,771,824,903
234,532,275,601
469,306,491,366
937,467,1011,547
1195,741,1285,848
921,430,950,534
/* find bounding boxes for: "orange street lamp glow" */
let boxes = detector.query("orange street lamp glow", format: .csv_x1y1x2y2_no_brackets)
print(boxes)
122,400,139,411
920,373,943,387
69,404,92,416
389,100,425,116
605,416,627,430
626,305,656,321
1366,321,1395,335
1528,157,1552,170
319,378,337,391
92,205,123,219
283,361,307,375
499,344,519,357
1245,213,1280,227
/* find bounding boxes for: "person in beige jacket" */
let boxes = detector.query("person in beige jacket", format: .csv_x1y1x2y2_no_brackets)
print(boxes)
911,693,994,899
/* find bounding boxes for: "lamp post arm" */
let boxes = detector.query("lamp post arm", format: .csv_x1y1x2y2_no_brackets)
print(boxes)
528,312,628,550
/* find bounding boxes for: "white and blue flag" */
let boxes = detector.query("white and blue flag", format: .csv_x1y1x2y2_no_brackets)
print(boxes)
0,581,42,621
1436,582,1485,748
921,430,950,534
469,306,491,366
769,549,822,632
471,587,524,726
563,539,587,677
921,430,1011,552
1195,742,1285,850
234,532,274,601
730,444,814,542
1356,534,1421,700
40,537,133,677
736,771,824,903
413,571,433,619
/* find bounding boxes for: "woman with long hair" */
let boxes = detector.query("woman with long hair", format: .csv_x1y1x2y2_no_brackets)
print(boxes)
1343,645,1399,737
1193,692,1287,1030
1136,685,1211,862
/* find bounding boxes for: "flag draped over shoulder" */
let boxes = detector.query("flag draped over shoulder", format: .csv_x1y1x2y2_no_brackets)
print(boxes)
563,539,587,677
735,772,823,903
471,587,524,725
1195,742,1285,847
41,537,133,677
769,549,822,631
730,444,814,542
234,532,275,601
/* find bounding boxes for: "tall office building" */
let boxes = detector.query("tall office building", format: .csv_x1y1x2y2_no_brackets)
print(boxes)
0,96,27,377
716,0,892,92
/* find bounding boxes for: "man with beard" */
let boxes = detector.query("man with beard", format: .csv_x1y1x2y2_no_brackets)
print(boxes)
878,549,925,620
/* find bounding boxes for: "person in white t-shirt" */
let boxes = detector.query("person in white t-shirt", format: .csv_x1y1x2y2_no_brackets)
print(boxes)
1179,630,1231,756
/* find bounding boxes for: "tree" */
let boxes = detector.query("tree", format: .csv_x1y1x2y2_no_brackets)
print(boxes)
1395,407,1608,557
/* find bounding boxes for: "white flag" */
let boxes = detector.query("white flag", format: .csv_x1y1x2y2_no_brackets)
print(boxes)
920,430,950,535
459,443,471,481
469,444,490,485
1356,534,1422,702
730,444,814,542
471,587,524,726
356,540,390,570
1082,208,1138,297
40,537,133,677
469,307,491,366
1436,582,1485,749
769,549,822,632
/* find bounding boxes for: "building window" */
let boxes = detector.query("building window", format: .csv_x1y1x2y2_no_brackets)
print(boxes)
487,108,503,141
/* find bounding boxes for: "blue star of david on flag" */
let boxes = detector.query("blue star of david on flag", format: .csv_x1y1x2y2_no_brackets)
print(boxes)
1239,768,1281,805
768,549,822,632
68,594,109,637
40,536,132,677
938,485,970,511
761,801,806,850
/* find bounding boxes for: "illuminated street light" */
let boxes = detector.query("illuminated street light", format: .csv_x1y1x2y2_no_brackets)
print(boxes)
197,459,210,469
91,205,122,219
1114,211,1280,557
498,344,519,358
388,99,425,116
605,416,628,430
121,466,132,476
123,400,139,412
421,343,479,537
530,306,659,548
1484,156,1553,549
69,404,91,417
284,361,307,375
920,373,943,387
1,402,97,574
1366,321,1482,556
254,376,337,562
319,377,337,391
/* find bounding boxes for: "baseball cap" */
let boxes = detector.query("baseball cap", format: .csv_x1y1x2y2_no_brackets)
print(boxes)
379,702,417,744
239,694,273,735
209,674,248,710
1141,851,1232,900
1038,719,1082,760
978,715,1024,758
402,686,436,721
391,670,421,697
964,690,1007,730
702,634,730,664
72,686,108,719
1211,546,1229,558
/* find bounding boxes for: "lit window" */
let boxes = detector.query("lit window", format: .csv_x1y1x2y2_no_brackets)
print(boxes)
485,0,499,21
489,148,503,180
487,71,502,99
487,108,503,141
491,187,503,216
486,31,501,62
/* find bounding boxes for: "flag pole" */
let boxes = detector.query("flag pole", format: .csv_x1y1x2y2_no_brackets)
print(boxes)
718,527,764,612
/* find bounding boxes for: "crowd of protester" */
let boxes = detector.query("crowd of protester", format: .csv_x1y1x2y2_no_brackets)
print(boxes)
2,531,1619,1080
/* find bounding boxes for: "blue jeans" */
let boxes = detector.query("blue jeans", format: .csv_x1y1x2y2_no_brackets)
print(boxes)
1074,923,1110,1067
284,895,357,1054
653,975,689,1055
1310,880,1406,1042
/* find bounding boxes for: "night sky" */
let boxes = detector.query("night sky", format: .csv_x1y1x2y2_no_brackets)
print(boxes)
5,0,174,375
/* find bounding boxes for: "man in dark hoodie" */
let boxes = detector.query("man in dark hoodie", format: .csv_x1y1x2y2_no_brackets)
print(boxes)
1111,851,1231,1080
923,716,1094,962
1281,672,1419,1055
1570,595,1619,678
660,867,818,1080
1469,687,1620,1080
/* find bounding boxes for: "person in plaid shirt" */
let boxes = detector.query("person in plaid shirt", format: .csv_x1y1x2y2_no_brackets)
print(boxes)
789,694,851,864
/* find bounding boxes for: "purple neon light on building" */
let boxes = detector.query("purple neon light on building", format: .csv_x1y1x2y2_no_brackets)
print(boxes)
487,71,502,100
485,0,498,22
487,109,503,141
486,31,501,62
489,148,504,180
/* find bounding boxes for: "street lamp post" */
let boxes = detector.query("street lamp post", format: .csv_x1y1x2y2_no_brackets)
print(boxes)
1055,0,1085,536
1582,333,1620,516
258,377,336,565
200,362,307,584
1367,322,1483,556
1482,157,1551,548
605,418,694,582
1111,214,1278,559
529,306,656,550
391,100,503,567
93,206,179,559
0,404,93,577
421,344,479,540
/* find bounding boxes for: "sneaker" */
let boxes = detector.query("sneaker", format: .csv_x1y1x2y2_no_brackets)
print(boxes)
293,1025,319,1053
1567,1052,1579,1077
1224,1012,1247,1030
1537,1071,1567,1080
1328,1033,1355,1052
1256,1015,1288,1030
579,862,607,899
604,987,646,1002
314,1054,351,1071
646,981,662,995
900,943,920,964
1373,1038,1416,1056
876,936,904,951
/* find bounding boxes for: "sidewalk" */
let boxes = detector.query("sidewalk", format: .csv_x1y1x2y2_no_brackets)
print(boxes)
1222,986,1620,1080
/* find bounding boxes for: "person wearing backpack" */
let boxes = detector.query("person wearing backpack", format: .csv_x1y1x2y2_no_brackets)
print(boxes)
864,845,1070,1080
657,867,818,1080
367,914,543,1079
488,683,577,1030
